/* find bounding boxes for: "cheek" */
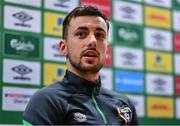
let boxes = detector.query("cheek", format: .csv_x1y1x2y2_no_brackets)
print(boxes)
68,46,81,57
103,46,109,59
100,44,108,54
99,47,107,60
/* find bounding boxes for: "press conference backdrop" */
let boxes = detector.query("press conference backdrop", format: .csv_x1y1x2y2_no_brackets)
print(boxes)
0,0,180,125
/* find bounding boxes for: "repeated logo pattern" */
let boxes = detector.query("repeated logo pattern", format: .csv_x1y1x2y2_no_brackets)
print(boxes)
147,97,174,118
0,0,180,125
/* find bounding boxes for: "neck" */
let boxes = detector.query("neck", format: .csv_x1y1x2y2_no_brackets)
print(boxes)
67,67,99,82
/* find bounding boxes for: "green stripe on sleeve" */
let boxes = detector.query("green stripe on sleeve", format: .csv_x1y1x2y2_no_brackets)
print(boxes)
23,120,32,126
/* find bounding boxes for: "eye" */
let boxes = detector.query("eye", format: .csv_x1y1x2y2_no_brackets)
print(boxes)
95,32,106,40
75,31,87,39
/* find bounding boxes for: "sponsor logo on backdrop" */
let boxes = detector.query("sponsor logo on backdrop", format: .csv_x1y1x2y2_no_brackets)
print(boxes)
121,6,135,19
114,47,143,70
173,11,180,32
2,86,38,111
146,73,173,96
152,34,165,46
113,0,143,25
147,97,173,118
127,95,145,117
5,0,41,7
173,0,180,10
44,0,78,13
122,52,136,65
4,32,40,58
146,51,172,73
44,63,66,86
99,68,112,90
175,77,180,95
114,24,142,47
44,12,66,36
3,59,41,85
54,0,70,7
13,11,33,28
4,5,41,33
81,0,111,18
174,54,180,74
10,37,34,51
44,37,66,62
153,78,166,91
174,33,180,52
145,28,172,51
144,0,171,8
115,70,144,93
52,44,60,56
104,46,112,66
176,98,180,119
145,6,171,29
12,64,32,81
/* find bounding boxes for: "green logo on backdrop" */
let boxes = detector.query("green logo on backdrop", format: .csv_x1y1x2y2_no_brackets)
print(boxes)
114,24,143,47
4,32,40,58
173,0,180,9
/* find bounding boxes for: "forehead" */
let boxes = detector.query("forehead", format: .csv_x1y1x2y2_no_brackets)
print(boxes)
69,16,108,32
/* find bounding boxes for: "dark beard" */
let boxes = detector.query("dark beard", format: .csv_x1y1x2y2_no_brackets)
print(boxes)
69,56,103,73
67,49,103,73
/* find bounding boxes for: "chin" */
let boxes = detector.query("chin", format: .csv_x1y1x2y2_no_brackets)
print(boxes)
83,64,103,72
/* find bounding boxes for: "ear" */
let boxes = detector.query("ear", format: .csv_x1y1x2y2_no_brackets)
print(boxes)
59,39,67,56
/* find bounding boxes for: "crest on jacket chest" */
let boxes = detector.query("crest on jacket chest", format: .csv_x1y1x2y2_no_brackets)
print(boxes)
117,106,132,125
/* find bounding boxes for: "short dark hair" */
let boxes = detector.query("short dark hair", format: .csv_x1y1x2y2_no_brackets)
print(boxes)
62,5,109,40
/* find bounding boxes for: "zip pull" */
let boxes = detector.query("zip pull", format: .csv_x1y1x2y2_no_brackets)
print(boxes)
92,87,108,125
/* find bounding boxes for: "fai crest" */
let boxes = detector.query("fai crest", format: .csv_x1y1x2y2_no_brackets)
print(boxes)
117,106,132,125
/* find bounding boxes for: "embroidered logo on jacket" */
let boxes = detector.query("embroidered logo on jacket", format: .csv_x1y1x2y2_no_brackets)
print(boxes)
117,106,132,125
73,112,87,122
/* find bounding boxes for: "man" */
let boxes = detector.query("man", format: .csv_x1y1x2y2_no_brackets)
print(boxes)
23,5,139,125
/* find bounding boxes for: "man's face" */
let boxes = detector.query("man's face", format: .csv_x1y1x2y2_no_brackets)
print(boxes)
64,16,108,73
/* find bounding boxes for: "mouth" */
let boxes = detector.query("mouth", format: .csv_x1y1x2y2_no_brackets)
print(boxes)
82,50,99,58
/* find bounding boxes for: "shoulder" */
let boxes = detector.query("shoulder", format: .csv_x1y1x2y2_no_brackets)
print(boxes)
100,88,134,107
24,81,68,115
23,81,67,124
32,81,71,101
25,81,72,111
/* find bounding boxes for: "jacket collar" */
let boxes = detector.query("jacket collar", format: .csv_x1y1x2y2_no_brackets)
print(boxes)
63,70,101,96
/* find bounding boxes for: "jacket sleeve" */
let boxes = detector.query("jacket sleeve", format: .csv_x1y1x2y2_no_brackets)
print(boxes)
23,88,64,125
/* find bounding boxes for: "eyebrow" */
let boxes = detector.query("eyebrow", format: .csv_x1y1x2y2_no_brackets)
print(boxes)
96,27,106,33
76,26,88,31
76,26,106,33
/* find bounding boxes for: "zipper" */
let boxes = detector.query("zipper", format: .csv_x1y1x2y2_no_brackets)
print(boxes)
92,87,108,125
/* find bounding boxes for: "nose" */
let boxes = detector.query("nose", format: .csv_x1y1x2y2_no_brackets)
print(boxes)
88,34,97,47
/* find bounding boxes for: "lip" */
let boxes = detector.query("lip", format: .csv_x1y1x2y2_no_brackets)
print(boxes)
82,50,99,57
